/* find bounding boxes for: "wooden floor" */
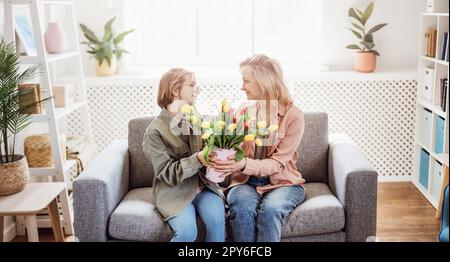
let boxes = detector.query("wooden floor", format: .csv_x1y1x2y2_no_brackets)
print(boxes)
377,182,441,242
11,182,441,242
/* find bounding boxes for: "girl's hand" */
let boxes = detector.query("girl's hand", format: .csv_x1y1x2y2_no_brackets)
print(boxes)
196,149,215,166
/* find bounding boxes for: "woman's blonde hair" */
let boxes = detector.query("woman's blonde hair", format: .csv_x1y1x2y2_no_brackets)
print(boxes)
240,54,293,106
157,68,193,109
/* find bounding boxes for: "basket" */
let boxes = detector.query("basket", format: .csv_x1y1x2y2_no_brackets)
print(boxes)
0,155,30,196
24,134,66,167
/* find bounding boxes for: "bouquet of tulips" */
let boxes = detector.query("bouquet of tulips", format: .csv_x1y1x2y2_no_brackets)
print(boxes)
180,99,279,182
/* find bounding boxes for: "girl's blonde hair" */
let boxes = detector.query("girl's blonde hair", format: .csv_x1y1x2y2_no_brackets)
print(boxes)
240,54,293,106
157,68,193,109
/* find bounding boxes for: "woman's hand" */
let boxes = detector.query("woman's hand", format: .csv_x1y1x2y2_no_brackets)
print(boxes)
210,154,247,174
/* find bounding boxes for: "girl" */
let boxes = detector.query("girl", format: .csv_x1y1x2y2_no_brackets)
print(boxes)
142,68,226,242
211,55,306,242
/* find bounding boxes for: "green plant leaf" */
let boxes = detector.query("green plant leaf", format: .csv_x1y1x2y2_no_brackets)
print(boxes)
354,8,363,16
348,8,362,24
114,29,134,46
360,41,375,50
371,50,380,56
351,22,364,32
79,23,100,44
367,23,387,35
346,44,362,50
234,146,245,161
350,28,363,39
364,34,374,43
361,2,374,25
103,17,116,42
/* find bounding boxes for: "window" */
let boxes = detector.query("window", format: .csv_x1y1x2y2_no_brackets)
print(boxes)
124,0,322,67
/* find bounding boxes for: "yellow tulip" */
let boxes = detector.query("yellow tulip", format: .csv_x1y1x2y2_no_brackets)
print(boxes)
227,124,237,132
223,104,230,113
255,139,263,147
201,121,211,129
244,134,256,142
180,104,193,113
190,115,198,125
257,121,267,129
216,121,226,128
202,132,211,140
268,124,279,132
222,99,229,108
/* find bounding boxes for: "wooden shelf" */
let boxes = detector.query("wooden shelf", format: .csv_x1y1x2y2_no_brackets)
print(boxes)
31,101,87,122
417,97,447,118
19,51,79,64
29,159,77,177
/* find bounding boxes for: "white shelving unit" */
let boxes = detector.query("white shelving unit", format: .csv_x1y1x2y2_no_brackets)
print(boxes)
4,0,94,235
412,12,449,209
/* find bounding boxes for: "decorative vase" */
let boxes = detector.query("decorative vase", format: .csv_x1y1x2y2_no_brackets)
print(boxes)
96,56,117,77
0,155,30,196
205,148,237,183
44,22,67,54
353,51,377,73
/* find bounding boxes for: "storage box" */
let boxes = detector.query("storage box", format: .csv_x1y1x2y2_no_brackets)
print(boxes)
18,84,43,114
435,116,445,153
427,0,449,12
52,83,75,107
431,161,442,201
419,149,430,189
421,67,434,101
419,108,433,147
24,134,66,167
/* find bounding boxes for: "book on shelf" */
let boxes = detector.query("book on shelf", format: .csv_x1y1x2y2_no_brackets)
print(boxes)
425,27,438,58
440,78,448,112
441,32,448,61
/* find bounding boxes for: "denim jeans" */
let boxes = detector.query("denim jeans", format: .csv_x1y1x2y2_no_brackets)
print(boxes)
227,176,305,242
167,190,225,242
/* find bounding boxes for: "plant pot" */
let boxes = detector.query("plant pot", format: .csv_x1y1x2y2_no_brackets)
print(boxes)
353,51,377,73
96,56,117,77
353,52,377,73
0,155,30,196
44,22,67,54
206,148,236,183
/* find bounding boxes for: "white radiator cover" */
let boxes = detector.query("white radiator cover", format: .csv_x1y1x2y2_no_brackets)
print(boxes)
69,72,417,181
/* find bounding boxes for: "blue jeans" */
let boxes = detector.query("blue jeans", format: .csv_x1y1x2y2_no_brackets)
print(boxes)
167,190,225,242
227,176,305,242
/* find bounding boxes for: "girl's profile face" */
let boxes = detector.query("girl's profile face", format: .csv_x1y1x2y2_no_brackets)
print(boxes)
178,75,199,105
241,66,261,100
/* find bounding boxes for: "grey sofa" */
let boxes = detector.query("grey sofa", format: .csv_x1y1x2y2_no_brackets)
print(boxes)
73,113,378,242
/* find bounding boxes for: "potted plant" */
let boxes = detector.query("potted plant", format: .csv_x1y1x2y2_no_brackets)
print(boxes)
0,39,49,196
79,17,134,76
180,99,278,183
346,2,387,73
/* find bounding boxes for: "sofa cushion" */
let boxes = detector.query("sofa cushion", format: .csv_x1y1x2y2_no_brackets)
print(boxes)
297,113,329,183
128,117,155,189
109,183,344,241
281,183,345,237
109,187,172,241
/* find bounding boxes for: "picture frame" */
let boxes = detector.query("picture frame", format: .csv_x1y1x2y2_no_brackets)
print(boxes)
14,12,37,56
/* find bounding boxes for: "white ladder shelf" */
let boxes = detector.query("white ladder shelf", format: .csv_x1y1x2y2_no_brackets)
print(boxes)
4,0,94,236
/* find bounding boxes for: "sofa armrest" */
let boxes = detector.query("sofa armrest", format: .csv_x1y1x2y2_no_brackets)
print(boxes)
328,134,378,242
73,140,129,242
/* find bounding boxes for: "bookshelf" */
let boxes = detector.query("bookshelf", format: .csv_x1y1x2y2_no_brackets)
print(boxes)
413,12,449,209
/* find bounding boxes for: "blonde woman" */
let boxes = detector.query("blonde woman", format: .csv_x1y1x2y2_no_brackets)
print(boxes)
211,55,306,242
142,68,226,242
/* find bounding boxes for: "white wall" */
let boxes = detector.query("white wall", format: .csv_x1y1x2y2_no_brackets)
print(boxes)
322,0,426,71
1,0,428,73
0,0,5,39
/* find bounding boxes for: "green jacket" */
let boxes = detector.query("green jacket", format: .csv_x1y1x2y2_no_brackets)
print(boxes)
142,109,225,221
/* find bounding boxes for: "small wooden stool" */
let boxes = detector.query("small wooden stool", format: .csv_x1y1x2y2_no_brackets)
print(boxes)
0,183,66,242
